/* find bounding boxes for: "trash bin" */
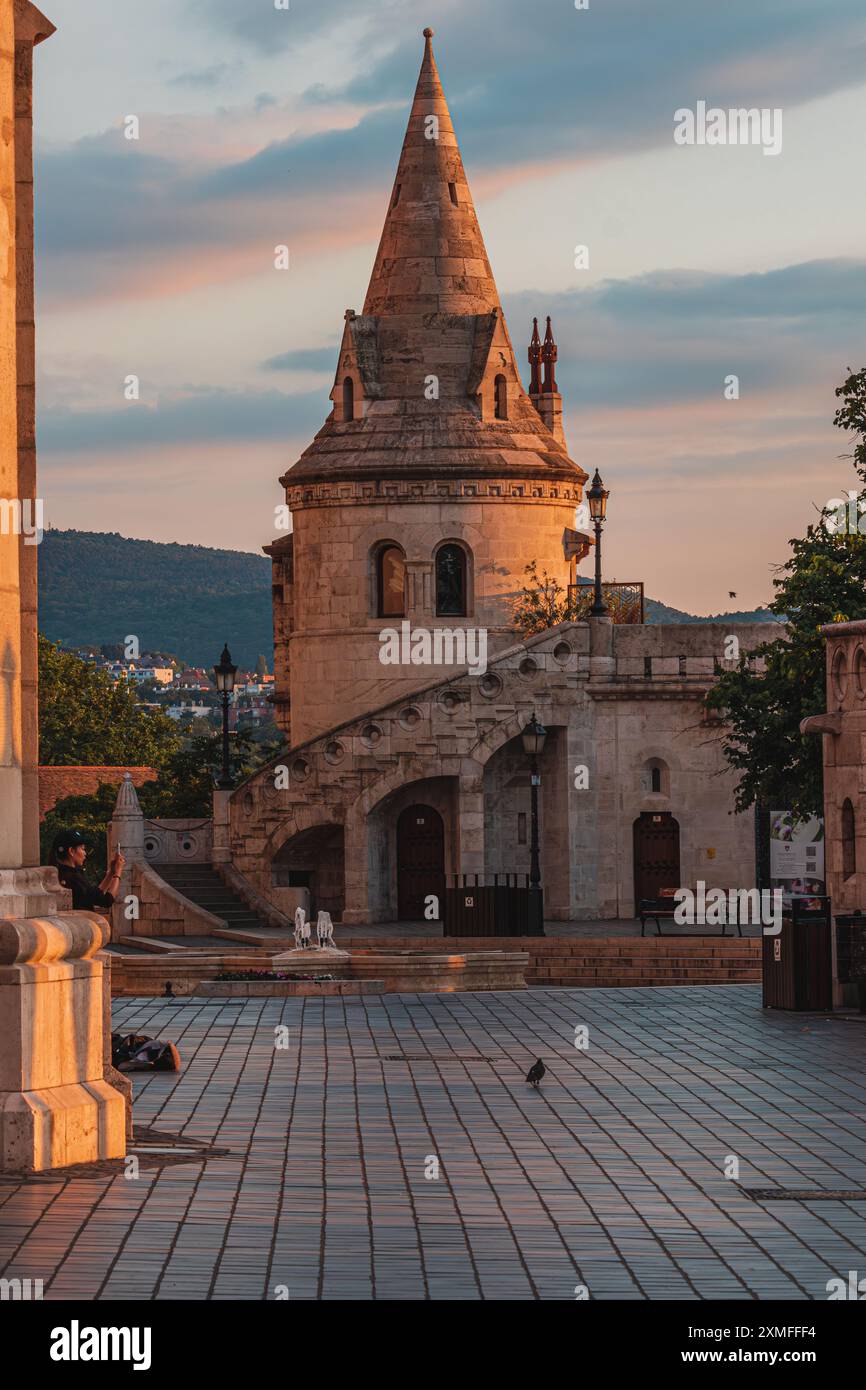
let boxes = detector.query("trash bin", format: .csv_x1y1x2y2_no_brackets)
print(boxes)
835,911,866,1012
762,895,832,1010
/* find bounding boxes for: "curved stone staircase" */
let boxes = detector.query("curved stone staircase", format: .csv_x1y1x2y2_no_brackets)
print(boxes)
155,863,278,939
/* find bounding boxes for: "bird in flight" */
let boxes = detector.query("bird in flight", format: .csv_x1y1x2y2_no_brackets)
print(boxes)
728,591,737,599
526,1058,546,1088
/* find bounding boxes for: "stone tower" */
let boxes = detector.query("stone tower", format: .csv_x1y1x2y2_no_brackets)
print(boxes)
269,29,588,746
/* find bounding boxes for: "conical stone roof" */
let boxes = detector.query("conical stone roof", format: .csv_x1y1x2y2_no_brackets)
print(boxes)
286,29,585,488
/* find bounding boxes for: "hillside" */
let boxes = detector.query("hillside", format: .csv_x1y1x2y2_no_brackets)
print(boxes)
38,529,778,669
38,530,273,670
645,597,776,625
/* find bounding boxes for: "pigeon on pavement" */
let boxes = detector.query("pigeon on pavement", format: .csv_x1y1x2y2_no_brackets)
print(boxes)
526,1058,546,1088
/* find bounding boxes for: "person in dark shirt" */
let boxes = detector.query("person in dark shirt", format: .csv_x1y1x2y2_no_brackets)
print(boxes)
52,829,125,912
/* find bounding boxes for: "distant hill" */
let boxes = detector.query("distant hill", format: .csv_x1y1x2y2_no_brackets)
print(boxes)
645,597,776,625
38,529,778,669
38,530,273,670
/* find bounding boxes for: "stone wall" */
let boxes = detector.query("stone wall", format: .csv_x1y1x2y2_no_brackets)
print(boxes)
283,482,580,744
121,861,225,939
803,619,866,913
230,617,781,925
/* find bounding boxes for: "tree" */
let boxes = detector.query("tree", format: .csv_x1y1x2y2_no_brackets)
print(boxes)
706,367,866,820
39,635,181,768
512,561,576,635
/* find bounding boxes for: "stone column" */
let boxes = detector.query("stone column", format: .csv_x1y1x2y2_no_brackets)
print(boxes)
344,808,372,923
0,911,127,1171
0,3,127,1171
108,771,145,937
588,613,615,678
457,771,485,879
212,788,232,864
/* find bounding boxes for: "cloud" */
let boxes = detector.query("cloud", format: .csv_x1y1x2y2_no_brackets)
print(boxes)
502,259,866,413
37,0,866,306
188,0,384,54
262,347,338,372
168,63,238,89
39,386,327,453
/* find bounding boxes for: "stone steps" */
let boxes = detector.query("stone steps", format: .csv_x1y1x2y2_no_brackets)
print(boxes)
154,864,273,934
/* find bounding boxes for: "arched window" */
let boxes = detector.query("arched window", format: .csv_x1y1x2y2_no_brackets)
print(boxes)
494,373,507,420
842,798,856,880
644,757,669,798
436,543,467,617
342,376,354,422
377,544,405,618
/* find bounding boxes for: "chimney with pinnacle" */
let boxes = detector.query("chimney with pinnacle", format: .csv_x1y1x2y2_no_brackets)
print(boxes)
529,315,565,444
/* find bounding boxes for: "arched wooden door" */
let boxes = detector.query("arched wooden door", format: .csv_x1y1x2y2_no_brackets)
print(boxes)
397,804,445,920
633,812,681,902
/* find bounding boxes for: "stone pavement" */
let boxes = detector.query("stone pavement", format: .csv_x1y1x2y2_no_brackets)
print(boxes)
2,985,866,1300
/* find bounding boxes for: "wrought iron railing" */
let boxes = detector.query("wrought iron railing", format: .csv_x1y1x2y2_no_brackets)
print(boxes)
568,581,645,624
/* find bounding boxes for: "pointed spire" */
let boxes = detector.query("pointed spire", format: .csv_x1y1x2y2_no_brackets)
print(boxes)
528,317,542,396
362,28,501,318
113,771,143,819
542,316,558,394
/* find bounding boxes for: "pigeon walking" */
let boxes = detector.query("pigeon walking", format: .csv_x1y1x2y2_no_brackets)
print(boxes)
526,1058,545,1089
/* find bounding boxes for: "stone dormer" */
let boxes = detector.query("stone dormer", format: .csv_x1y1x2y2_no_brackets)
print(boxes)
329,310,383,422
467,310,524,423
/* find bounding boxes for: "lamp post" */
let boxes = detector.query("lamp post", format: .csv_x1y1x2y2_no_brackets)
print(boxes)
587,468,610,617
213,643,238,789
521,712,548,933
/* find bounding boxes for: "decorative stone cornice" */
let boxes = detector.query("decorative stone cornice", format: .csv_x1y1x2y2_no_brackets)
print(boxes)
282,475,582,510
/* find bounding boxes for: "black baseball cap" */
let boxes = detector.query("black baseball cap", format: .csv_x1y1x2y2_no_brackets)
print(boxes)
52,829,91,858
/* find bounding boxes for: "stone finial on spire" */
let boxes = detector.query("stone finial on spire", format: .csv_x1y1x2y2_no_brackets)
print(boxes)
542,315,558,394
110,772,145,869
113,771,143,819
528,317,542,396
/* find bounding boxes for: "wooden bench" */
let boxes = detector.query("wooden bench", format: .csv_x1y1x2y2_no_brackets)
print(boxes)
638,893,743,938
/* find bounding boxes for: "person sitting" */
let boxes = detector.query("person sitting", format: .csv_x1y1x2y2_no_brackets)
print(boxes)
52,829,125,912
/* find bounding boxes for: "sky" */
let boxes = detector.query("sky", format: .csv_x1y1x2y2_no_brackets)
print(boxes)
32,0,866,614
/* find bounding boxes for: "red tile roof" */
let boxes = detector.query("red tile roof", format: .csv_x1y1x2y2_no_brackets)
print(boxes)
39,766,158,818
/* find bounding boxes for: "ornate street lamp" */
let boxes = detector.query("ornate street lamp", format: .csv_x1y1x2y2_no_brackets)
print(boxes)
213,643,237,789
587,468,610,617
521,712,548,933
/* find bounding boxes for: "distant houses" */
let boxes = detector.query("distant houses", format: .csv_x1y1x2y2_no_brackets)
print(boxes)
58,646,277,731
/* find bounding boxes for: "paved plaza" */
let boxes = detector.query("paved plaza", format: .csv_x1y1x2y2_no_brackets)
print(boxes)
2,985,866,1300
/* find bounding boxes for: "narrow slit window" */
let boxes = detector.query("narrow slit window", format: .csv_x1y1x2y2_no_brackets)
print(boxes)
392,184,401,207
448,181,458,206
842,798,856,880
342,376,354,422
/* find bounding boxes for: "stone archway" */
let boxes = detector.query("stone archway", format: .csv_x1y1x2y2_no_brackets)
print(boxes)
272,824,346,921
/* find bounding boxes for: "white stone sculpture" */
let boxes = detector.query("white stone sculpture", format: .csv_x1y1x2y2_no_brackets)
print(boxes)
293,906,306,950
317,911,335,950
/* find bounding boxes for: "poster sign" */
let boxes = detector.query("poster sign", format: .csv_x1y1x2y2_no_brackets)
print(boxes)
770,811,825,894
